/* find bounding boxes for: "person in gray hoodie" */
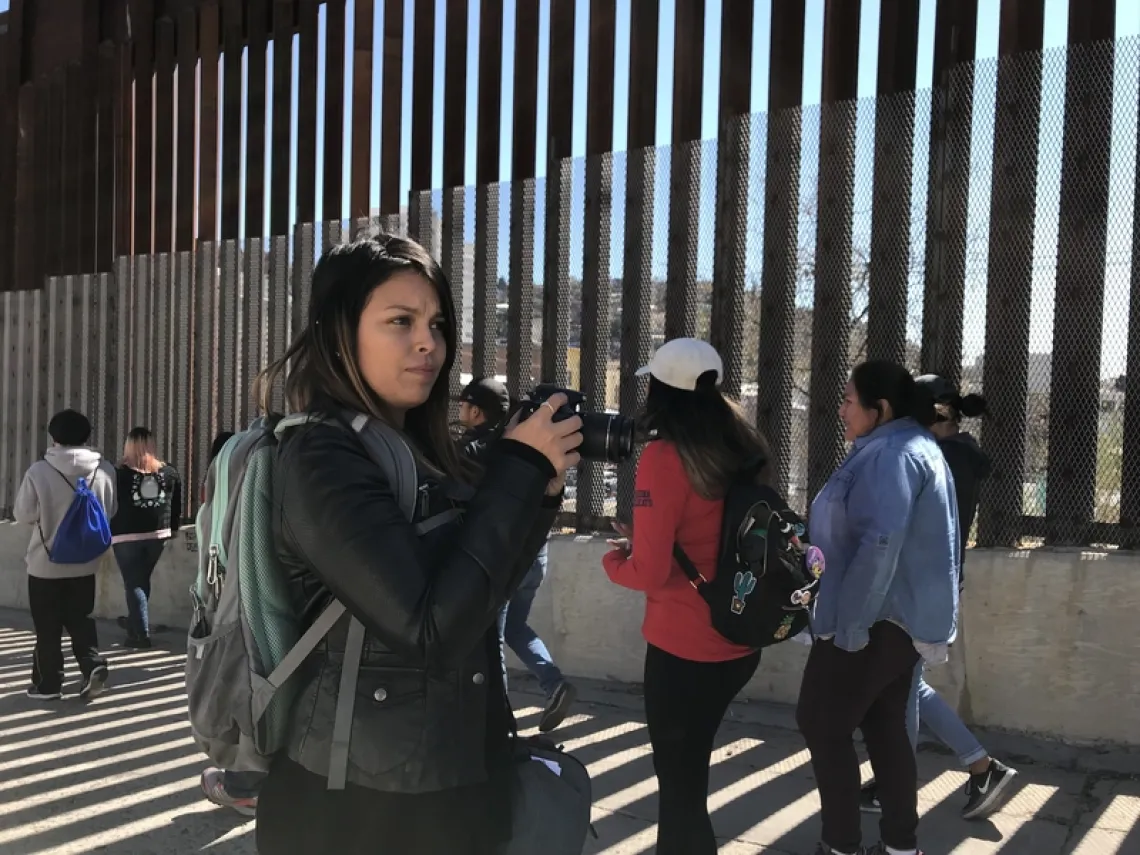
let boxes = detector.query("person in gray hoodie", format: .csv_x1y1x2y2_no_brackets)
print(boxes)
13,409,117,701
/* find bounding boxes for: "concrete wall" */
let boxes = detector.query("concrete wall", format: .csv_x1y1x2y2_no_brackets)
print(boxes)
3,521,1138,746
0,522,201,632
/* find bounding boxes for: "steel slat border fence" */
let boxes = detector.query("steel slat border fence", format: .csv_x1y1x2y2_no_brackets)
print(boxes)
0,40,1137,550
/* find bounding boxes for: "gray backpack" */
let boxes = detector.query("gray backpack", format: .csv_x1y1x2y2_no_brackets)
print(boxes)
186,412,434,789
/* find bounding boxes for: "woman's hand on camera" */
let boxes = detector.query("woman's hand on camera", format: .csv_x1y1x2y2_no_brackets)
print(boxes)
504,392,583,477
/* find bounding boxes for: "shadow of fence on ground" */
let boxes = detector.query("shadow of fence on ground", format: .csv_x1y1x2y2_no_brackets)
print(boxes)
0,617,1136,854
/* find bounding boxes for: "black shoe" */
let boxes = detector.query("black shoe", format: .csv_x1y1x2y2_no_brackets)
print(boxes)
123,634,153,650
79,665,110,700
859,779,882,814
26,687,62,701
963,759,1018,820
538,681,578,733
865,844,924,855
814,844,866,855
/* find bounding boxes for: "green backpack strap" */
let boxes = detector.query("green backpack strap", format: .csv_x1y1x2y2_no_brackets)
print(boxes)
207,434,239,567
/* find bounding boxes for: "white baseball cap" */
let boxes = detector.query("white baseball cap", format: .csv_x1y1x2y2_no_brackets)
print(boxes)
636,338,724,392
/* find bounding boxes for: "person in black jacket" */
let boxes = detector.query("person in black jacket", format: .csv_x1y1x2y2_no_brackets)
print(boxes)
457,376,579,732
922,378,994,583
860,376,1018,824
250,235,581,855
110,427,182,649
457,376,511,463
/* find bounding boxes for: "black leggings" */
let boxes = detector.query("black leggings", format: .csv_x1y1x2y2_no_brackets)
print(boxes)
643,643,761,855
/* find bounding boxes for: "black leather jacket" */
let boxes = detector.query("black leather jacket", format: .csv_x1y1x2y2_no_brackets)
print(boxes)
271,421,559,794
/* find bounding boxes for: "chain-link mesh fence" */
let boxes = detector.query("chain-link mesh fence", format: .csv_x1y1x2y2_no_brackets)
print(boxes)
1,39,1138,546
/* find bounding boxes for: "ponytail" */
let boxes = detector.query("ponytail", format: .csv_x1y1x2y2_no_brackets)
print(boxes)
850,360,936,428
903,380,938,428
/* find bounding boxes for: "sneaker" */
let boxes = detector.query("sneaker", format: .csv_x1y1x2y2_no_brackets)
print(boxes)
963,759,1018,820
201,767,258,817
79,665,110,700
122,634,152,650
26,687,62,701
813,844,867,855
859,779,882,814
538,681,578,733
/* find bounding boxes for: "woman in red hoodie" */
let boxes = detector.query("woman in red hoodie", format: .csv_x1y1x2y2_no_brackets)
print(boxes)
603,337,772,855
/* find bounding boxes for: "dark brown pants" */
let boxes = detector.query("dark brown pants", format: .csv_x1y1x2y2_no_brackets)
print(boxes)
796,621,921,853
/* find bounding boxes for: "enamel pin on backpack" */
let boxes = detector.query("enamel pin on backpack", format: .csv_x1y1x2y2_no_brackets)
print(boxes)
731,571,757,615
674,472,823,649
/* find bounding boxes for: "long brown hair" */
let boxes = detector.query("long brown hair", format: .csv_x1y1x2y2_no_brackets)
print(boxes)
122,427,163,474
254,234,475,482
639,376,772,500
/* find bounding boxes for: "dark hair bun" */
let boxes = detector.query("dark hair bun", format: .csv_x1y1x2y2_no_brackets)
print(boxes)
957,393,987,419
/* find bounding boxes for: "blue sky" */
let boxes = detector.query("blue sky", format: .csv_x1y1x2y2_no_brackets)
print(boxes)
336,0,1090,212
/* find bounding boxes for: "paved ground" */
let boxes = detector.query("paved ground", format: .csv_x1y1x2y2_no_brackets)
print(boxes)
0,608,1138,854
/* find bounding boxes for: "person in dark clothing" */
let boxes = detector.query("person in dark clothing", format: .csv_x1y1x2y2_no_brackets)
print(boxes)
457,376,512,463
920,377,993,580
110,427,182,649
859,376,1017,824
250,236,580,854
457,376,579,732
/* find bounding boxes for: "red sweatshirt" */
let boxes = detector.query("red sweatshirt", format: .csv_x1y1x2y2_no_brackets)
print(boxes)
603,440,756,663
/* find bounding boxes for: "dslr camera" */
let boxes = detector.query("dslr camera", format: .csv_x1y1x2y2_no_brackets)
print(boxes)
515,383,636,463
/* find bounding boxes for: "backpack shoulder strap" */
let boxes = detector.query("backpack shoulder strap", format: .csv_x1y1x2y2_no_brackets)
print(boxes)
672,544,707,587
347,414,418,522
273,411,419,522
279,410,420,791
52,468,76,491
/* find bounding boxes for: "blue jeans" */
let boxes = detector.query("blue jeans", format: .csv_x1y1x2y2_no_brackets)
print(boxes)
224,770,265,798
497,543,564,697
906,661,988,768
113,540,166,639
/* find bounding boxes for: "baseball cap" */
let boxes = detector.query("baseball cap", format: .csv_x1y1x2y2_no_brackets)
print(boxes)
459,377,510,421
914,373,958,404
636,338,723,392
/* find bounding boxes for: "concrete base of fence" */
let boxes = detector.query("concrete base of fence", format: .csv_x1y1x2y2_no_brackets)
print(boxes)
1,522,1136,746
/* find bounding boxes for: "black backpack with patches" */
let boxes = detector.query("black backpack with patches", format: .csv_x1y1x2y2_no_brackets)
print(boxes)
673,465,824,649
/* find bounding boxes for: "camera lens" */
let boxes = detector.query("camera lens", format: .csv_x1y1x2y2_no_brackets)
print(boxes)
579,413,637,463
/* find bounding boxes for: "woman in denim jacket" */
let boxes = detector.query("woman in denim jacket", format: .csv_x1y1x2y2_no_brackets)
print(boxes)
796,360,958,855
859,376,1018,823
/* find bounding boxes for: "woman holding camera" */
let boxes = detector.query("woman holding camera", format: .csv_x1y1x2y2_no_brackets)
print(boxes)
602,338,770,855
253,236,581,854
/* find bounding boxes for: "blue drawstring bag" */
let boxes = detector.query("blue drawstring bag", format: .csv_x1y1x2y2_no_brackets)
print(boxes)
39,469,112,564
